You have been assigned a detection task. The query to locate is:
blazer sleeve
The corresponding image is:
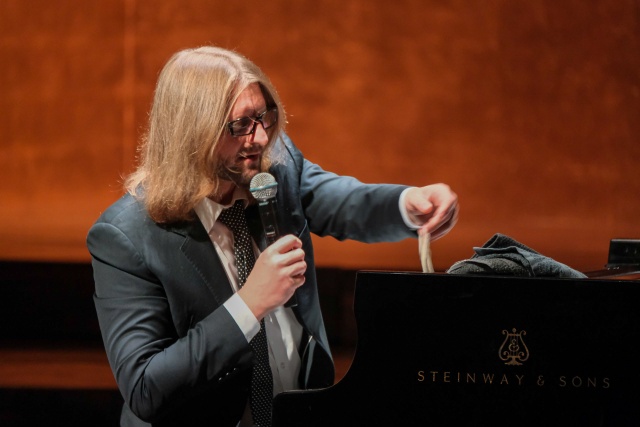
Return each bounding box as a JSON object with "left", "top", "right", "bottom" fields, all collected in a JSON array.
[
  {"left": 88, "top": 219, "right": 253, "bottom": 423},
  {"left": 297, "top": 155, "right": 417, "bottom": 243}
]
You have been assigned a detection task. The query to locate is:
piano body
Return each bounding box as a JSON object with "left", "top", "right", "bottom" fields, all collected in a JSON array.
[{"left": 273, "top": 270, "right": 640, "bottom": 426}]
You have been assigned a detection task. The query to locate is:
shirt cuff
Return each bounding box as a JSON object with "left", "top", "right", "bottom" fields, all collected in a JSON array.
[
  {"left": 398, "top": 187, "right": 421, "bottom": 230},
  {"left": 223, "top": 293, "right": 260, "bottom": 343}
]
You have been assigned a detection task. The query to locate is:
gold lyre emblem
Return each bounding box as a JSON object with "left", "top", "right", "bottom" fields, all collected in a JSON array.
[{"left": 498, "top": 328, "right": 530, "bottom": 366}]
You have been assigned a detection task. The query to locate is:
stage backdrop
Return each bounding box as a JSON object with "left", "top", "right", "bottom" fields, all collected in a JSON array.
[{"left": 1, "top": 0, "right": 639, "bottom": 272}]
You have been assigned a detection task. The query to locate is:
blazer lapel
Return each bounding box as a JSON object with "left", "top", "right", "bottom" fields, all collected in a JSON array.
[{"left": 169, "top": 218, "right": 234, "bottom": 306}]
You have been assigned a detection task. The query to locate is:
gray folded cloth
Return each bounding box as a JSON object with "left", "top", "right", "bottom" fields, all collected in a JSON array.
[{"left": 446, "top": 233, "right": 587, "bottom": 278}]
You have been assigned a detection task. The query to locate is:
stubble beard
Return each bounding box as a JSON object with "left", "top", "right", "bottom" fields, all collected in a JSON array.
[{"left": 216, "top": 157, "right": 262, "bottom": 190}]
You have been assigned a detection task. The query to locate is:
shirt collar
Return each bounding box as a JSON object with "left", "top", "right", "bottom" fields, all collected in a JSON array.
[{"left": 194, "top": 188, "right": 250, "bottom": 233}]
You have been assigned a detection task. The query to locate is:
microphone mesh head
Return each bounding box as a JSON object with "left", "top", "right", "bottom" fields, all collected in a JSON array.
[{"left": 250, "top": 172, "right": 278, "bottom": 201}]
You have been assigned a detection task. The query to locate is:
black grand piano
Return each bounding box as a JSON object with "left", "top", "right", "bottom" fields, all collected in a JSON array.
[{"left": 273, "top": 245, "right": 640, "bottom": 426}]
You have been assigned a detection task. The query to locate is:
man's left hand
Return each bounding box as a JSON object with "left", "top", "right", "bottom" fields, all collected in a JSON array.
[{"left": 404, "top": 183, "right": 459, "bottom": 240}]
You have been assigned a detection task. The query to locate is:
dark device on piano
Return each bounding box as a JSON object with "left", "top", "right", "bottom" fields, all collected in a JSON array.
[{"left": 273, "top": 271, "right": 640, "bottom": 426}]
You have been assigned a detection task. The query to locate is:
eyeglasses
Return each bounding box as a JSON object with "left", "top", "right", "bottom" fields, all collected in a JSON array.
[{"left": 227, "top": 108, "right": 278, "bottom": 137}]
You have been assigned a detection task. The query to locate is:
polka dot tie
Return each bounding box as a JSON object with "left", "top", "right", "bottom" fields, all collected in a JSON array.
[{"left": 218, "top": 200, "right": 273, "bottom": 427}]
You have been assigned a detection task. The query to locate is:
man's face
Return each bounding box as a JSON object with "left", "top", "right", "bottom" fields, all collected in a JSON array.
[{"left": 216, "top": 83, "right": 270, "bottom": 189}]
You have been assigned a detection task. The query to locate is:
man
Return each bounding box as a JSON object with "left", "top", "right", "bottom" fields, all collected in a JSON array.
[{"left": 87, "top": 46, "right": 459, "bottom": 427}]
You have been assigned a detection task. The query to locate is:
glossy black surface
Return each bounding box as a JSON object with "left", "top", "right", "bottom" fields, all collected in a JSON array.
[{"left": 273, "top": 272, "right": 640, "bottom": 426}]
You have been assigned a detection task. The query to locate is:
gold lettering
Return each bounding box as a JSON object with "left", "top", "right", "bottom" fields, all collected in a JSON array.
[
  {"left": 483, "top": 373, "right": 494, "bottom": 384},
  {"left": 417, "top": 369, "right": 612, "bottom": 389}
]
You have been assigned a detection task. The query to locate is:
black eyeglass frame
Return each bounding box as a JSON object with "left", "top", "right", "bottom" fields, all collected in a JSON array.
[{"left": 226, "top": 108, "right": 278, "bottom": 137}]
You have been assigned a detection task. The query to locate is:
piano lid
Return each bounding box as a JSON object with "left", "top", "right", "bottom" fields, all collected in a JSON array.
[{"left": 273, "top": 271, "right": 640, "bottom": 426}]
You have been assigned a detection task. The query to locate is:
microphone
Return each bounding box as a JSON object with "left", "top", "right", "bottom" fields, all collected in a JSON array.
[{"left": 250, "top": 172, "right": 298, "bottom": 308}]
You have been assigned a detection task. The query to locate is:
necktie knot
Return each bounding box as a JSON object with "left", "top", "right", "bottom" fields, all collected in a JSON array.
[{"left": 218, "top": 200, "right": 245, "bottom": 230}]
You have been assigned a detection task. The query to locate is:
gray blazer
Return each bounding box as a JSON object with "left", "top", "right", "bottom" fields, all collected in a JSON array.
[{"left": 87, "top": 134, "right": 415, "bottom": 426}]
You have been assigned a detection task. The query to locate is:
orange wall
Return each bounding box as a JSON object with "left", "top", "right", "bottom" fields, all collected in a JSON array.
[{"left": 1, "top": 0, "right": 639, "bottom": 272}]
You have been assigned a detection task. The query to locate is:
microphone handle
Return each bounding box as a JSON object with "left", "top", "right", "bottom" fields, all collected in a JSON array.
[
  {"left": 257, "top": 198, "right": 280, "bottom": 245},
  {"left": 257, "top": 199, "right": 298, "bottom": 308}
]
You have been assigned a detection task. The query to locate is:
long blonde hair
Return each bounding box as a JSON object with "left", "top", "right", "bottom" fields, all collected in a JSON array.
[{"left": 125, "top": 46, "right": 286, "bottom": 223}]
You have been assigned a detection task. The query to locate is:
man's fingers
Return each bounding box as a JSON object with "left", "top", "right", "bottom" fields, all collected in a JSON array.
[{"left": 270, "top": 234, "right": 302, "bottom": 253}]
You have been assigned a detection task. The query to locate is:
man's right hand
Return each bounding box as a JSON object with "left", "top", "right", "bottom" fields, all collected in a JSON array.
[{"left": 238, "top": 234, "right": 306, "bottom": 320}]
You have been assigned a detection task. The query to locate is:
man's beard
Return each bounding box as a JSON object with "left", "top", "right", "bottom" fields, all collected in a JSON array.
[{"left": 215, "top": 157, "right": 262, "bottom": 189}]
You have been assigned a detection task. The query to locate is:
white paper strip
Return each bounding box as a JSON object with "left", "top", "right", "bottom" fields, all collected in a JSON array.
[{"left": 419, "top": 229, "right": 434, "bottom": 273}]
